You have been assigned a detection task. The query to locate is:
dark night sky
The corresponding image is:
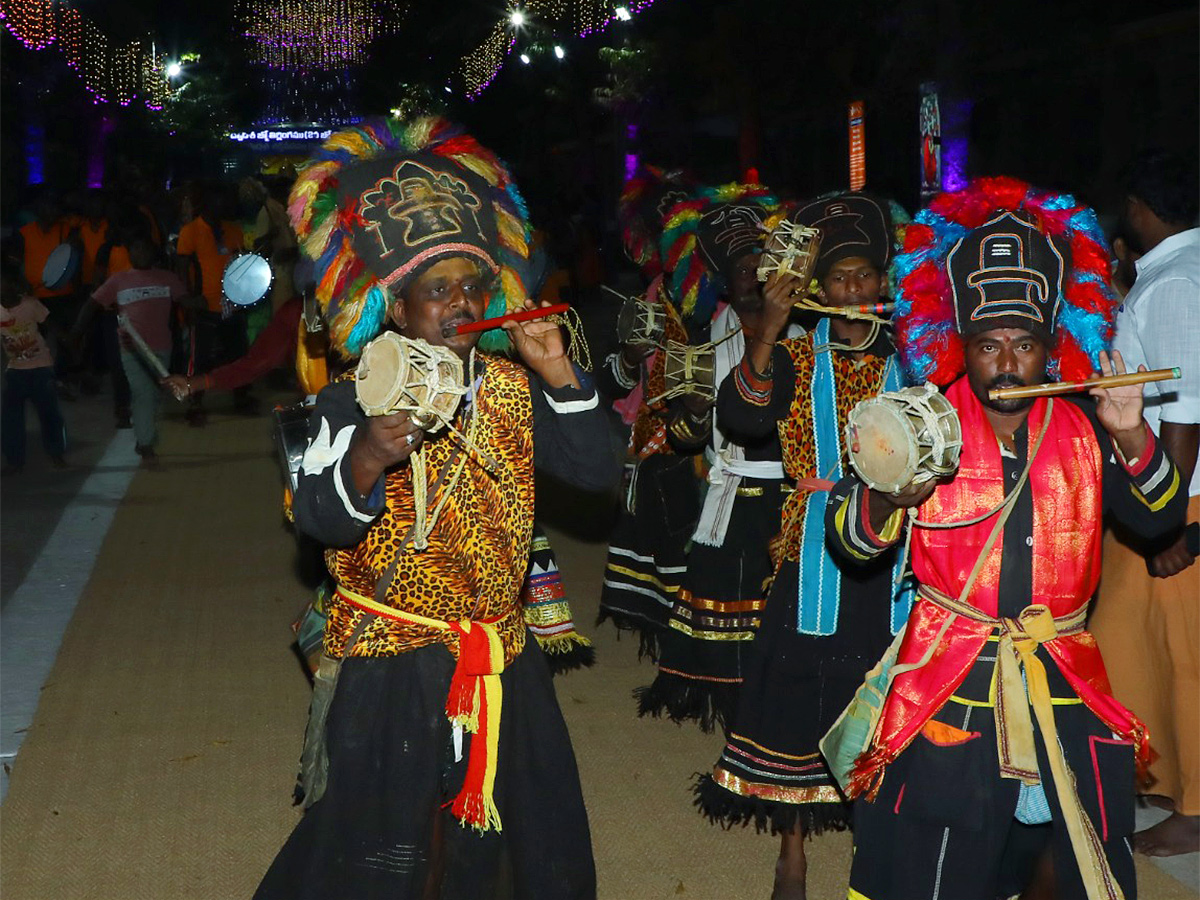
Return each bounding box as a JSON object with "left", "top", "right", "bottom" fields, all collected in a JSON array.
[{"left": 2, "top": 0, "right": 1196, "bottom": 219}]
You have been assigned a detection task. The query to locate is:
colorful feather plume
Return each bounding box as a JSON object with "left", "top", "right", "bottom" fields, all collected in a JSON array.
[
  {"left": 658, "top": 182, "right": 779, "bottom": 323},
  {"left": 288, "top": 116, "right": 532, "bottom": 357},
  {"left": 892, "top": 177, "right": 1117, "bottom": 385}
]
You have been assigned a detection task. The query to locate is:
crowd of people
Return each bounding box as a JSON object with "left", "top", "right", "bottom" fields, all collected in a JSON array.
[
  {"left": 0, "top": 174, "right": 297, "bottom": 470},
  {"left": 0, "top": 117, "right": 1196, "bottom": 900}
]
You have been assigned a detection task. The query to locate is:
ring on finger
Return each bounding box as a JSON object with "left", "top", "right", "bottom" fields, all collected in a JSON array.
[{"left": 405, "top": 433, "right": 415, "bottom": 446}]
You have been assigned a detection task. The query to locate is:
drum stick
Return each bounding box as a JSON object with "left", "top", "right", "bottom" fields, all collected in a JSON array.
[
  {"left": 987, "top": 367, "right": 1181, "bottom": 401},
  {"left": 116, "top": 314, "right": 172, "bottom": 383},
  {"left": 454, "top": 303, "right": 570, "bottom": 334}
]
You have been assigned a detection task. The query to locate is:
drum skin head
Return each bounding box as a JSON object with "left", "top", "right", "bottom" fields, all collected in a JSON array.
[
  {"left": 354, "top": 332, "right": 466, "bottom": 430},
  {"left": 846, "top": 400, "right": 919, "bottom": 493},
  {"left": 42, "top": 243, "right": 80, "bottom": 290},
  {"left": 222, "top": 253, "right": 273, "bottom": 306},
  {"left": 356, "top": 333, "right": 407, "bottom": 416}
]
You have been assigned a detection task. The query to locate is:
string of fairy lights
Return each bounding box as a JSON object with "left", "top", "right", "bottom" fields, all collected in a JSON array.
[
  {"left": 3, "top": 0, "right": 662, "bottom": 114},
  {"left": 239, "top": 0, "right": 385, "bottom": 72},
  {"left": 0, "top": 0, "right": 172, "bottom": 109},
  {"left": 459, "top": 0, "right": 661, "bottom": 100}
]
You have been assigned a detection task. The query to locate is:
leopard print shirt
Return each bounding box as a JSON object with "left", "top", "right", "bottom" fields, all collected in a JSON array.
[
  {"left": 771, "top": 334, "right": 892, "bottom": 568},
  {"left": 324, "top": 355, "right": 535, "bottom": 664}
]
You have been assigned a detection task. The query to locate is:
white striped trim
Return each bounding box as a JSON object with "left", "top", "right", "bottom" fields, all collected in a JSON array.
[{"left": 542, "top": 389, "right": 599, "bottom": 413}]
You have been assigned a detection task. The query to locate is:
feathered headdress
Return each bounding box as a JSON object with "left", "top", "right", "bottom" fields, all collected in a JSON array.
[
  {"left": 288, "top": 116, "right": 532, "bottom": 357},
  {"left": 659, "top": 182, "right": 779, "bottom": 322},
  {"left": 892, "top": 177, "right": 1117, "bottom": 385},
  {"left": 617, "top": 164, "right": 694, "bottom": 280}
]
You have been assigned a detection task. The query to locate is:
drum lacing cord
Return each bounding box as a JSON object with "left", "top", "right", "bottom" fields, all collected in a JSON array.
[
  {"left": 395, "top": 348, "right": 499, "bottom": 476},
  {"left": 814, "top": 319, "right": 882, "bottom": 354},
  {"left": 409, "top": 351, "right": 487, "bottom": 551},
  {"left": 546, "top": 306, "right": 593, "bottom": 373},
  {"left": 645, "top": 328, "right": 741, "bottom": 405}
]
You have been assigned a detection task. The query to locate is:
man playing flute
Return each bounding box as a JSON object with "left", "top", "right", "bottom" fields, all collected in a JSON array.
[
  {"left": 254, "top": 116, "right": 618, "bottom": 900},
  {"left": 826, "top": 179, "right": 1187, "bottom": 900}
]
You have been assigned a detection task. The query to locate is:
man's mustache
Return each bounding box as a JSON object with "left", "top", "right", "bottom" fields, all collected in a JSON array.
[
  {"left": 440, "top": 314, "right": 476, "bottom": 336},
  {"left": 987, "top": 375, "right": 1026, "bottom": 391}
]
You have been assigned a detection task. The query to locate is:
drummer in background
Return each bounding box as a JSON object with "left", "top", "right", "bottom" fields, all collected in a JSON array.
[
  {"left": 696, "top": 193, "right": 910, "bottom": 900},
  {"left": 825, "top": 182, "right": 1186, "bottom": 899},
  {"left": 635, "top": 183, "right": 802, "bottom": 735},
  {"left": 175, "top": 183, "right": 251, "bottom": 426},
  {"left": 12, "top": 193, "right": 81, "bottom": 395},
  {"left": 595, "top": 164, "right": 703, "bottom": 658},
  {"left": 239, "top": 176, "right": 298, "bottom": 316},
  {"left": 83, "top": 238, "right": 187, "bottom": 467},
  {"left": 254, "top": 116, "right": 618, "bottom": 900}
]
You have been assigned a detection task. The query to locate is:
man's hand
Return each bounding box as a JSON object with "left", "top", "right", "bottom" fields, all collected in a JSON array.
[
  {"left": 1090, "top": 349, "right": 1149, "bottom": 461},
  {"left": 1151, "top": 533, "right": 1196, "bottom": 578},
  {"left": 866, "top": 478, "right": 937, "bottom": 534},
  {"left": 504, "top": 300, "right": 579, "bottom": 389},
  {"left": 162, "top": 374, "right": 192, "bottom": 401},
  {"left": 761, "top": 269, "right": 803, "bottom": 340},
  {"left": 349, "top": 411, "right": 424, "bottom": 497},
  {"left": 620, "top": 341, "right": 654, "bottom": 369},
  {"left": 681, "top": 391, "right": 713, "bottom": 418}
]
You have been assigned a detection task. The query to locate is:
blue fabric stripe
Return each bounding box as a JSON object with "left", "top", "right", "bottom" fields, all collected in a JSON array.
[{"left": 796, "top": 319, "right": 914, "bottom": 636}]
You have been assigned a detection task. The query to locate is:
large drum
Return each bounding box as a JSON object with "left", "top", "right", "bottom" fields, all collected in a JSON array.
[
  {"left": 757, "top": 219, "right": 822, "bottom": 284},
  {"left": 222, "top": 252, "right": 273, "bottom": 307},
  {"left": 354, "top": 332, "right": 468, "bottom": 432},
  {"left": 845, "top": 383, "right": 962, "bottom": 493},
  {"left": 616, "top": 295, "right": 666, "bottom": 349},
  {"left": 273, "top": 401, "right": 314, "bottom": 492},
  {"left": 42, "top": 242, "right": 80, "bottom": 290},
  {"left": 661, "top": 340, "right": 716, "bottom": 403}
]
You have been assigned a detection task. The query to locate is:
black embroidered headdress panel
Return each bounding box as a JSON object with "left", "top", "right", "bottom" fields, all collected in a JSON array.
[
  {"left": 695, "top": 203, "right": 770, "bottom": 282},
  {"left": 791, "top": 193, "right": 893, "bottom": 282},
  {"left": 947, "top": 211, "right": 1068, "bottom": 342},
  {"left": 337, "top": 153, "right": 501, "bottom": 291}
]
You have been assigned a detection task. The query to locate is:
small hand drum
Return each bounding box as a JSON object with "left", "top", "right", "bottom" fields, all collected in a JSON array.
[
  {"left": 42, "top": 243, "right": 80, "bottom": 290},
  {"left": 222, "top": 253, "right": 273, "bottom": 307},
  {"left": 355, "top": 332, "right": 468, "bottom": 432},
  {"left": 845, "top": 383, "right": 962, "bottom": 493},
  {"left": 661, "top": 340, "right": 716, "bottom": 402},
  {"left": 616, "top": 295, "right": 665, "bottom": 349},
  {"left": 757, "top": 220, "right": 822, "bottom": 284}
]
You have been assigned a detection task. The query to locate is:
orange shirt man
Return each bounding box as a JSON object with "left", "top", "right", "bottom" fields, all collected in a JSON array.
[{"left": 176, "top": 217, "right": 245, "bottom": 313}]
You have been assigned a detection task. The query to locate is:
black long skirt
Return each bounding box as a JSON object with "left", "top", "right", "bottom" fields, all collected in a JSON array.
[
  {"left": 695, "top": 553, "right": 896, "bottom": 835},
  {"left": 255, "top": 637, "right": 596, "bottom": 900},
  {"left": 597, "top": 454, "right": 701, "bottom": 660},
  {"left": 635, "top": 477, "right": 785, "bottom": 733}
]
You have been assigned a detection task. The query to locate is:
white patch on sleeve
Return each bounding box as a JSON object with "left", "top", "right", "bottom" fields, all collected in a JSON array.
[
  {"left": 300, "top": 417, "right": 356, "bottom": 477},
  {"left": 542, "top": 390, "right": 599, "bottom": 414},
  {"left": 301, "top": 417, "right": 376, "bottom": 522}
]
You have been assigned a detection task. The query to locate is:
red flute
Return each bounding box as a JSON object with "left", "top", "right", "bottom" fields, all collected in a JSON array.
[
  {"left": 454, "top": 302, "right": 570, "bottom": 334},
  {"left": 853, "top": 302, "right": 894, "bottom": 315}
]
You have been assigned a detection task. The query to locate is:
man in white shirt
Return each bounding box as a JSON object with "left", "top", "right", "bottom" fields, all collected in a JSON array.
[{"left": 1091, "top": 148, "right": 1199, "bottom": 857}]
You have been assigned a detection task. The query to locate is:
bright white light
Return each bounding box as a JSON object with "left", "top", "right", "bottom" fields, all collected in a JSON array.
[
  {"left": 166, "top": 61, "right": 183, "bottom": 78},
  {"left": 615, "top": 6, "right": 631, "bottom": 20},
  {"left": 509, "top": 9, "right": 526, "bottom": 26},
  {"left": 519, "top": 53, "right": 531, "bottom": 64},
  {"left": 444, "top": 85, "right": 452, "bottom": 93},
  {"left": 553, "top": 45, "right": 565, "bottom": 59}
]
